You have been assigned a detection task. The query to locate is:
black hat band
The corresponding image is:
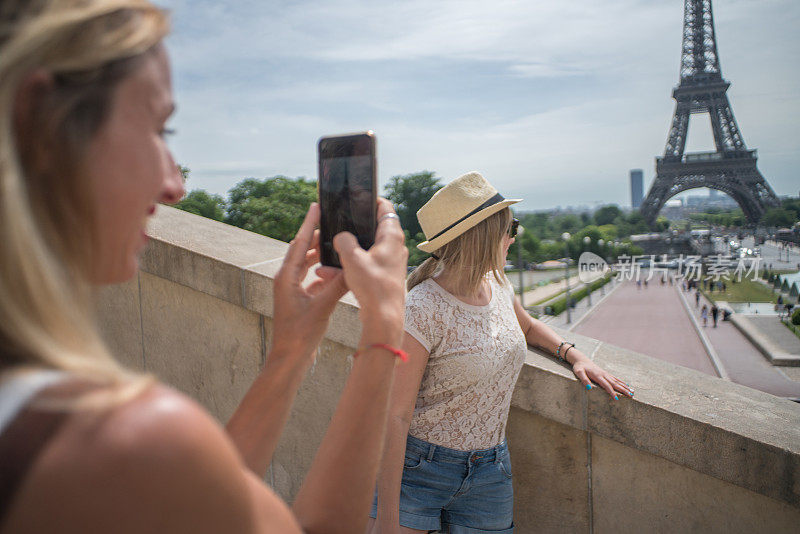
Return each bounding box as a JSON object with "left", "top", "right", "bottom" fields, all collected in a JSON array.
[{"left": 428, "top": 193, "right": 505, "bottom": 241}]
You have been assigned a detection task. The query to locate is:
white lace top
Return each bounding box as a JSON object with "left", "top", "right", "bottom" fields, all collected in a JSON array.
[{"left": 404, "top": 276, "right": 527, "bottom": 450}]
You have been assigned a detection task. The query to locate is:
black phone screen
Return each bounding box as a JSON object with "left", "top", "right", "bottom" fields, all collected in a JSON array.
[{"left": 318, "top": 133, "right": 376, "bottom": 268}]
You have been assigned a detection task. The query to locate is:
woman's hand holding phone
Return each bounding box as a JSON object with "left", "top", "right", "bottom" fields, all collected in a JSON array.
[
  {"left": 270, "top": 202, "right": 349, "bottom": 362},
  {"left": 270, "top": 198, "right": 406, "bottom": 362},
  {"left": 320, "top": 198, "right": 408, "bottom": 346}
]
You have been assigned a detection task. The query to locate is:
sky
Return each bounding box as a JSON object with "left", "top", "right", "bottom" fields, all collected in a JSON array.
[{"left": 159, "top": 0, "right": 800, "bottom": 212}]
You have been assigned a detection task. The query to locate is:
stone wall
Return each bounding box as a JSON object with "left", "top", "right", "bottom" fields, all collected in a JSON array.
[{"left": 95, "top": 206, "right": 800, "bottom": 533}]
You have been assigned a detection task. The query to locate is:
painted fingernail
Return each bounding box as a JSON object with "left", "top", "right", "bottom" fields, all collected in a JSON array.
[
  {"left": 614, "top": 395, "right": 619, "bottom": 400},
  {"left": 586, "top": 384, "right": 592, "bottom": 390}
]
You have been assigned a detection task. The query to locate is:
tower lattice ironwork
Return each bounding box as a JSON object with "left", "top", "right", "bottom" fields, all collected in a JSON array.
[{"left": 640, "top": 0, "right": 779, "bottom": 225}]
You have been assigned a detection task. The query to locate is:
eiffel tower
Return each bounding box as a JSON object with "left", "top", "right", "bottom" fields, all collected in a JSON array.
[{"left": 640, "top": 0, "right": 780, "bottom": 225}]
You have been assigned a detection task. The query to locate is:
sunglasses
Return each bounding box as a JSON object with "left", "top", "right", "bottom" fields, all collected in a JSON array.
[{"left": 508, "top": 218, "right": 519, "bottom": 238}]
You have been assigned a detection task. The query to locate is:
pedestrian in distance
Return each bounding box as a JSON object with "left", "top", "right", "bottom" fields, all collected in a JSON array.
[
  {"left": 0, "top": 2, "right": 409, "bottom": 532},
  {"left": 701, "top": 304, "right": 709, "bottom": 327},
  {"left": 695, "top": 290, "right": 701, "bottom": 308},
  {"left": 367, "top": 172, "right": 634, "bottom": 534},
  {"left": 711, "top": 304, "right": 719, "bottom": 327}
]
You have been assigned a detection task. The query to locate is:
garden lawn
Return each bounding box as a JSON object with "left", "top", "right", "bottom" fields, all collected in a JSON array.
[{"left": 706, "top": 277, "right": 777, "bottom": 303}]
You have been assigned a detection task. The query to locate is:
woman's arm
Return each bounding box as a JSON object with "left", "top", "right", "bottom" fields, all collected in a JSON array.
[
  {"left": 512, "top": 297, "right": 633, "bottom": 399},
  {"left": 292, "top": 199, "right": 409, "bottom": 532},
  {"left": 372, "top": 335, "right": 430, "bottom": 533},
  {"left": 226, "top": 203, "right": 350, "bottom": 475}
]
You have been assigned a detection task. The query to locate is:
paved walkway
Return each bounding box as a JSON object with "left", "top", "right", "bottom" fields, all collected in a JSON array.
[
  {"left": 540, "top": 278, "right": 622, "bottom": 330},
  {"left": 745, "top": 316, "right": 800, "bottom": 355},
  {"left": 689, "top": 290, "right": 800, "bottom": 399},
  {"left": 574, "top": 280, "right": 717, "bottom": 376},
  {"left": 570, "top": 278, "right": 800, "bottom": 399},
  {"left": 521, "top": 272, "right": 604, "bottom": 307}
]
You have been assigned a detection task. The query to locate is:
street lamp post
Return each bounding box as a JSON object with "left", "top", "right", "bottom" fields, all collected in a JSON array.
[
  {"left": 517, "top": 225, "right": 525, "bottom": 308},
  {"left": 562, "top": 232, "right": 571, "bottom": 324},
  {"left": 598, "top": 239, "right": 605, "bottom": 295},
  {"left": 583, "top": 236, "right": 592, "bottom": 306}
]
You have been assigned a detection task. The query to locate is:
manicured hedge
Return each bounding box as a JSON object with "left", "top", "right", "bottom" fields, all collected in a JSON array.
[{"left": 545, "top": 275, "right": 612, "bottom": 316}]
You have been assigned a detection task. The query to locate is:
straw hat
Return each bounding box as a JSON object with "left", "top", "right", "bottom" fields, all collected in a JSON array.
[{"left": 416, "top": 172, "right": 521, "bottom": 253}]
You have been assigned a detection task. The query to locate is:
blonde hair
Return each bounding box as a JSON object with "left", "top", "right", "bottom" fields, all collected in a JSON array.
[
  {"left": 0, "top": 0, "right": 168, "bottom": 383},
  {"left": 408, "top": 208, "right": 513, "bottom": 297}
]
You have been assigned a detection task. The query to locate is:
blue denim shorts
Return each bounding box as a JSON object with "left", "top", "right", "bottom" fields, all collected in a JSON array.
[{"left": 370, "top": 434, "right": 514, "bottom": 533}]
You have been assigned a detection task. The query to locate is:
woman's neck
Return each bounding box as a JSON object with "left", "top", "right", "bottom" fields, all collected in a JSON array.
[{"left": 434, "top": 268, "right": 491, "bottom": 306}]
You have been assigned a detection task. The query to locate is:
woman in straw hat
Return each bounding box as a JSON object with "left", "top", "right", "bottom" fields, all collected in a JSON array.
[
  {"left": 368, "top": 172, "right": 633, "bottom": 533},
  {"left": 0, "top": 1, "right": 407, "bottom": 532}
]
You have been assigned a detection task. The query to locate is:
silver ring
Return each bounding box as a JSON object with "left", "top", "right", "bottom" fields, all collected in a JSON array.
[{"left": 379, "top": 213, "right": 400, "bottom": 224}]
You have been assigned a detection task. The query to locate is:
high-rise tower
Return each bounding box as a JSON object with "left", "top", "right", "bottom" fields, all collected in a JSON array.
[{"left": 630, "top": 169, "right": 644, "bottom": 209}]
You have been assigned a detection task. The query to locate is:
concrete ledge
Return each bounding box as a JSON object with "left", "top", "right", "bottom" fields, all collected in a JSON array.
[
  {"left": 730, "top": 314, "right": 800, "bottom": 367},
  {"left": 112, "top": 207, "right": 800, "bottom": 513},
  {"left": 519, "top": 332, "right": 800, "bottom": 508},
  {"left": 142, "top": 205, "right": 363, "bottom": 348}
]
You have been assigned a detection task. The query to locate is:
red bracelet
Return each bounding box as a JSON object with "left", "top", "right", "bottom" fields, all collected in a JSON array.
[{"left": 353, "top": 343, "right": 409, "bottom": 363}]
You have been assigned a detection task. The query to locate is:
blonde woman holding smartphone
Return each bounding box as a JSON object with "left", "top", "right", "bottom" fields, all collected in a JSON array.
[
  {"left": 368, "top": 172, "right": 633, "bottom": 533},
  {"left": 0, "top": 1, "right": 407, "bottom": 532}
]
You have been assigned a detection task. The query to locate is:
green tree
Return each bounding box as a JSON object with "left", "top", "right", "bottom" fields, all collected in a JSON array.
[
  {"left": 384, "top": 171, "right": 443, "bottom": 238},
  {"left": 518, "top": 212, "right": 551, "bottom": 240},
  {"left": 508, "top": 230, "right": 541, "bottom": 266},
  {"left": 624, "top": 211, "right": 649, "bottom": 234},
  {"left": 534, "top": 241, "right": 565, "bottom": 263},
  {"left": 780, "top": 197, "right": 800, "bottom": 220},
  {"left": 763, "top": 207, "right": 797, "bottom": 228},
  {"left": 175, "top": 190, "right": 225, "bottom": 221},
  {"left": 553, "top": 214, "right": 582, "bottom": 236},
  {"left": 594, "top": 205, "right": 623, "bottom": 226},
  {"left": 654, "top": 216, "right": 671, "bottom": 232},
  {"left": 225, "top": 176, "right": 317, "bottom": 242}
]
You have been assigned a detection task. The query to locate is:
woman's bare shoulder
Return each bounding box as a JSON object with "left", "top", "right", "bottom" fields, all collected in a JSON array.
[{"left": 4, "top": 383, "right": 300, "bottom": 534}]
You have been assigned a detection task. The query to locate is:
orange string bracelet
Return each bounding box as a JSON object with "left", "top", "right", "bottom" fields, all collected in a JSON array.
[{"left": 353, "top": 343, "right": 409, "bottom": 363}]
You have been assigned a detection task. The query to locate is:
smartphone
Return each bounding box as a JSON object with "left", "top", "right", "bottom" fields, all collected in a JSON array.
[{"left": 317, "top": 131, "right": 377, "bottom": 268}]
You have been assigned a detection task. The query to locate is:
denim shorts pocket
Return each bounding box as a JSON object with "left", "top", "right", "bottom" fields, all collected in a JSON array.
[
  {"left": 403, "top": 451, "right": 424, "bottom": 470},
  {"left": 499, "top": 455, "right": 513, "bottom": 478}
]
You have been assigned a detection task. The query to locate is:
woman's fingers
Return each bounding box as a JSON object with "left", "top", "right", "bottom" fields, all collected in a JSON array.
[
  {"left": 283, "top": 203, "right": 321, "bottom": 281},
  {"left": 307, "top": 271, "right": 348, "bottom": 304},
  {"left": 303, "top": 229, "right": 321, "bottom": 268},
  {"left": 315, "top": 265, "right": 342, "bottom": 282},
  {"left": 594, "top": 375, "right": 617, "bottom": 399},
  {"left": 373, "top": 197, "right": 404, "bottom": 247},
  {"left": 574, "top": 367, "right": 592, "bottom": 389},
  {"left": 611, "top": 376, "right": 634, "bottom": 397},
  {"left": 332, "top": 231, "right": 362, "bottom": 269},
  {"left": 305, "top": 249, "right": 320, "bottom": 269}
]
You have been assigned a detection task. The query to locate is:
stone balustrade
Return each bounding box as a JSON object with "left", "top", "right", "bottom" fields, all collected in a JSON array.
[{"left": 95, "top": 206, "right": 800, "bottom": 533}]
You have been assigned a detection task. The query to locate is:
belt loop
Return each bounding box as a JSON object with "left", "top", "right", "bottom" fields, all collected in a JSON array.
[{"left": 427, "top": 443, "right": 435, "bottom": 462}]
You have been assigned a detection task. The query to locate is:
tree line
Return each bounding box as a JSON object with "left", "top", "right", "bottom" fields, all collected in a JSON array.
[
  {"left": 689, "top": 199, "right": 800, "bottom": 229},
  {"left": 174, "top": 168, "right": 661, "bottom": 266}
]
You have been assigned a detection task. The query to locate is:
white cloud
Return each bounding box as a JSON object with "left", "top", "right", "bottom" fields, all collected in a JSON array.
[{"left": 159, "top": 0, "right": 800, "bottom": 209}]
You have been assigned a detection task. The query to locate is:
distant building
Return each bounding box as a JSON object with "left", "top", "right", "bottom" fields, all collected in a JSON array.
[
  {"left": 662, "top": 198, "right": 684, "bottom": 220},
  {"left": 630, "top": 169, "right": 644, "bottom": 208}
]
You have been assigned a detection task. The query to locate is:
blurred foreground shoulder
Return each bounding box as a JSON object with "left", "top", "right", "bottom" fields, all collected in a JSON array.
[{"left": 3, "top": 384, "right": 301, "bottom": 534}]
